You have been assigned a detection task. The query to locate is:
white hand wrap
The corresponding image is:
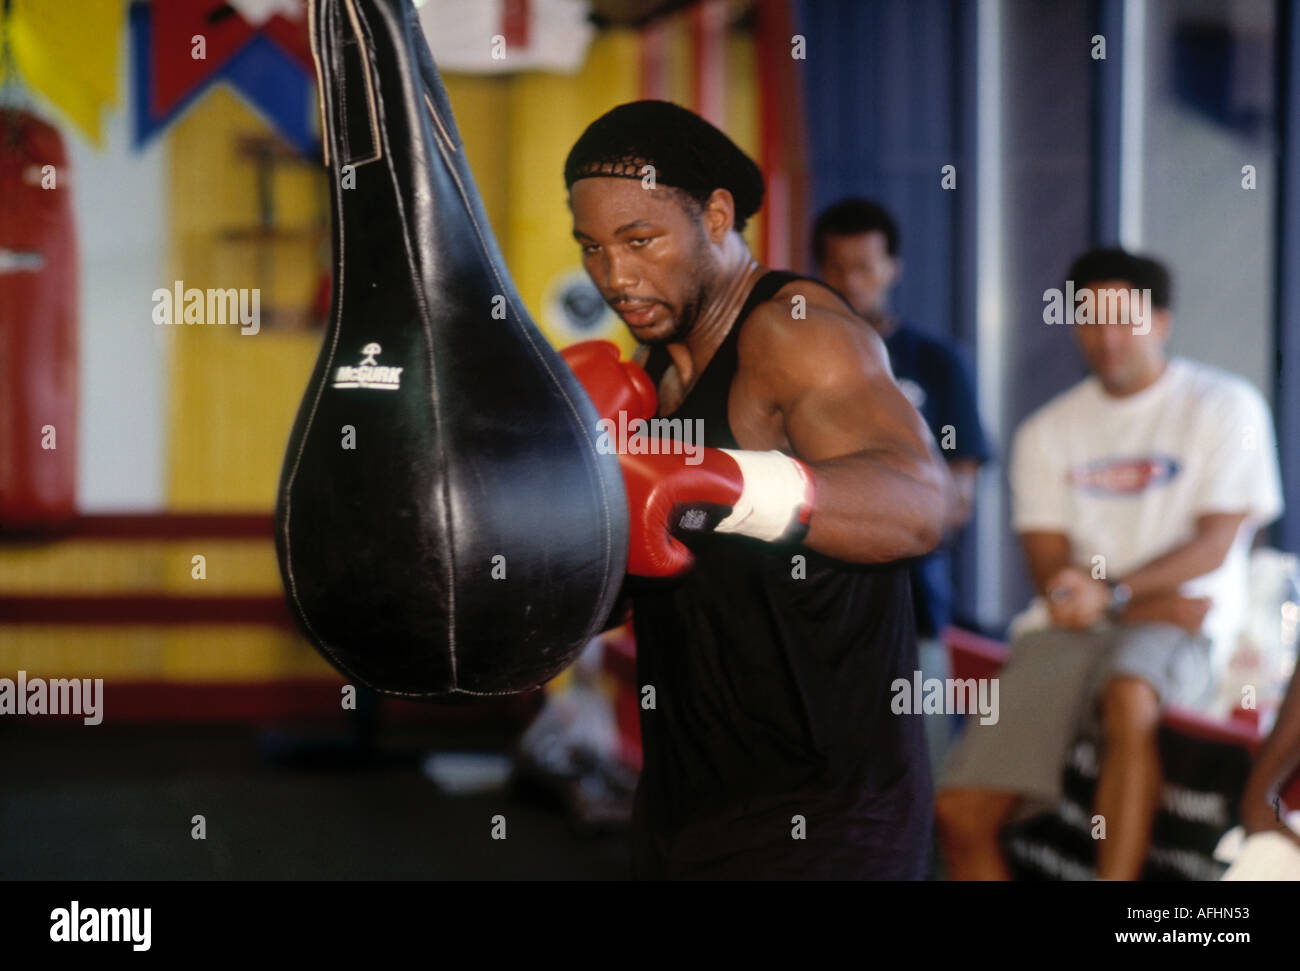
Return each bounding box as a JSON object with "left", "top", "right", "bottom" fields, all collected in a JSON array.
[{"left": 713, "top": 449, "right": 816, "bottom": 542}]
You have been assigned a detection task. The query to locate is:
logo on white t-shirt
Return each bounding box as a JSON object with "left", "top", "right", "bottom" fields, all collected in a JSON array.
[{"left": 1065, "top": 454, "right": 1181, "bottom": 496}]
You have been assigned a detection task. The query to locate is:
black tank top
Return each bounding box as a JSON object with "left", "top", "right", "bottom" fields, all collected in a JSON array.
[{"left": 628, "top": 269, "right": 932, "bottom": 879}]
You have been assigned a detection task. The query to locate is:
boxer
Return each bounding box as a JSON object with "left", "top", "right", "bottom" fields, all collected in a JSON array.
[{"left": 562, "top": 100, "right": 951, "bottom": 878}]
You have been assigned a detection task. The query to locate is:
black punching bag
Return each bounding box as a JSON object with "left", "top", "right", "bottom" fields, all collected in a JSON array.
[{"left": 276, "top": 0, "right": 628, "bottom": 698}]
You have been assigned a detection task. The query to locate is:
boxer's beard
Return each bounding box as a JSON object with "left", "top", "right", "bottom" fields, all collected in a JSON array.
[
  {"left": 639, "top": 229, "right": 714, "bottom": 346},
  {"left": 651, "top": 285, "right": 707, "bottom": 345}
]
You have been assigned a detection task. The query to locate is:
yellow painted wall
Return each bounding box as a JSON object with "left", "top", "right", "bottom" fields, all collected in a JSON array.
[
  {"left": 0, "top": 18, "right": 762, "bottom": 686},
  {"left": 2, "top": 625, "right": 324, "bottom": 681},
  {"left": 0, "top": 533, "right": 329, "bottom": 680},
  {"left": 165, "top": 87, "right": 324, "bottom": 510},
  {"left": 442, "top": 75, "right": 511, "bottom": 239},
  {"left": 726, "top": 31, "right": 761, "bottom": 255},
  {"left": 502, "top": 30, "right": 641, "bottom": 353},
  {"left": 0, "top": 540, "right": 279, "bottom": 593},
  {"left": 661, "top": 11, "right": 695, "bottom": 106},
  {"left": 0, "top": 86, "right": 335, "bottom": 682}
]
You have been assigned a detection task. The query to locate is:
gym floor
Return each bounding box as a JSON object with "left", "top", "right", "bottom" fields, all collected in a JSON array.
[{"left": 1, "top": 721, "right": 632, "bottom": 880}]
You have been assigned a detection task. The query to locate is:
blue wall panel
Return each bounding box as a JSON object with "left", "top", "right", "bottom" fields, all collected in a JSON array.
[{"left": 794, "top": 0, "right": 961, "bottom": 342}]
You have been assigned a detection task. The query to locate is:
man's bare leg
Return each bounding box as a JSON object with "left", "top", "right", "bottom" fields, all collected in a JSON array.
[
  {"left": 935, "top": 789, "right": 1021, "bottom": 880},
  {"left": 1094, "top": 675, "right": 1162, "bottom": 880}
]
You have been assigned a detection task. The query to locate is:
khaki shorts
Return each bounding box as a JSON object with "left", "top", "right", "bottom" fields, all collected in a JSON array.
[{"left": 936, "top": 622, "right": 1214, "bottom": 808}]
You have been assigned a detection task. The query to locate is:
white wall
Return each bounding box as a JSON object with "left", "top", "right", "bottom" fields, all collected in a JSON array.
[
  {"left": 1139, "top": 0, "right": 1276, "bottom": 402},
  {"left": 65, "top": 23, "right": 169, "bottom": 511}
]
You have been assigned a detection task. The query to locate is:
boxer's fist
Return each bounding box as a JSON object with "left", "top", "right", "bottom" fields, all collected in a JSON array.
[
  {"left": 620, "top": 446, "right": 815, "bottom": 577},
  {"left": 620, "top": 449, "right": 742, "bottom": 576},
  {"left": 561, "top": 340, "right": 657, "bottom": 422}
]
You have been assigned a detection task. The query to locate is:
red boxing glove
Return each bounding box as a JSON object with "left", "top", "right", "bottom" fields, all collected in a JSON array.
[
  {"left": 620, "top": 446, "right": 816, "bottom": 577},
  {"left": 560, "top": 340, "right": 657, "bottom": 422},
  {"left": 561, "top": 342, "right": 815, "bottom": 578}
]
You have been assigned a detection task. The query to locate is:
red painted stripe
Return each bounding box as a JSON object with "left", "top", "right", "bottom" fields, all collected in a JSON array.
[
  {"left": 639, "top": 19, "right": 668, "bottom": 101},
  {"left": 0, "top": 595, "right": 296, "bottom": 626},
  {"left": 943, "top": 624, "right": 1276, "bottom": 755},
  {"left": 755, "top": 0, "right": 787, "bottom": 266},
  {"left": 764, "top": 172, "right": 789, "bottom": 265},
  {"left": 0, "top": 678, "right": 543, "bottom": 724},
  {"left": 941, "top": 624, "right": 1012, "bottom": 661},
  {"left": 691, "top": 0, "right": 726, "bottom": 126},
  {"left": 502, "top": 0, "right": 530, "bottom": 49},
  {"left": 1162, "top": 706, "right": 1264, "bottom": 749},
  {"left": 0, "top": 513, "right": 275, "bottom": 541},
  {"left": 753, "top": 0, "right": 811, "bottom": 271}
]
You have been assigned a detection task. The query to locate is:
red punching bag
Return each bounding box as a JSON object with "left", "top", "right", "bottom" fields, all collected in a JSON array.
[{"left": 0, "top": 108, "right": 78, "bottom": 529}]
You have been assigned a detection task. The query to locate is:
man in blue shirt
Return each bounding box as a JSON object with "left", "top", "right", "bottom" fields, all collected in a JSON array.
[{"left": 813, "top": 198, "right": 993, "bottom": 761}]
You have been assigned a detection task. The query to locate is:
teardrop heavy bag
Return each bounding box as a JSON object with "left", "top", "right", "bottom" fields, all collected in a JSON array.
[{"left": 276, "top": 0, "right": 629, "bottom": 698}]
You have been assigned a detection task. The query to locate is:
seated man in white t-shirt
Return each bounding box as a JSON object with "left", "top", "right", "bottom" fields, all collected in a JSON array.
[{"left": 935, "top": 247, "right": 1284, "bottom": 881}]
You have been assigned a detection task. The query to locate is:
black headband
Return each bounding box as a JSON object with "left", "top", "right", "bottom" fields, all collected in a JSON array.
[{"left": 564, "top": 100, "right": 765, "bottom": 228}]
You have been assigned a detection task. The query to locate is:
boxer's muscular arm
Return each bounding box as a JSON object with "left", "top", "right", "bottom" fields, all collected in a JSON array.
[
  {"left": 1241, "top": 665, "right": 1300, "bottom": 840},
  {"left": 945, "top": 459, "right": 981, "bottom": 534},
  {"left": 739, "top": 302, "right": 948, "bottom": 563}
]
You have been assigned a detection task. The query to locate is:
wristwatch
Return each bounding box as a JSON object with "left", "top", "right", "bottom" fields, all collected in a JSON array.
[{"left": 1105, "top": 580, "right": 1133, "bottom": 618}]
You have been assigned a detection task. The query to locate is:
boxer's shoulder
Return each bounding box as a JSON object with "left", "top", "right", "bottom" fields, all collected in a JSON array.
[
  {"left": 770, "top": 276, "right": 854, "bottom": 317},
  {"left": 736, "top": 279, "right": 889, "bottom": 387}
]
